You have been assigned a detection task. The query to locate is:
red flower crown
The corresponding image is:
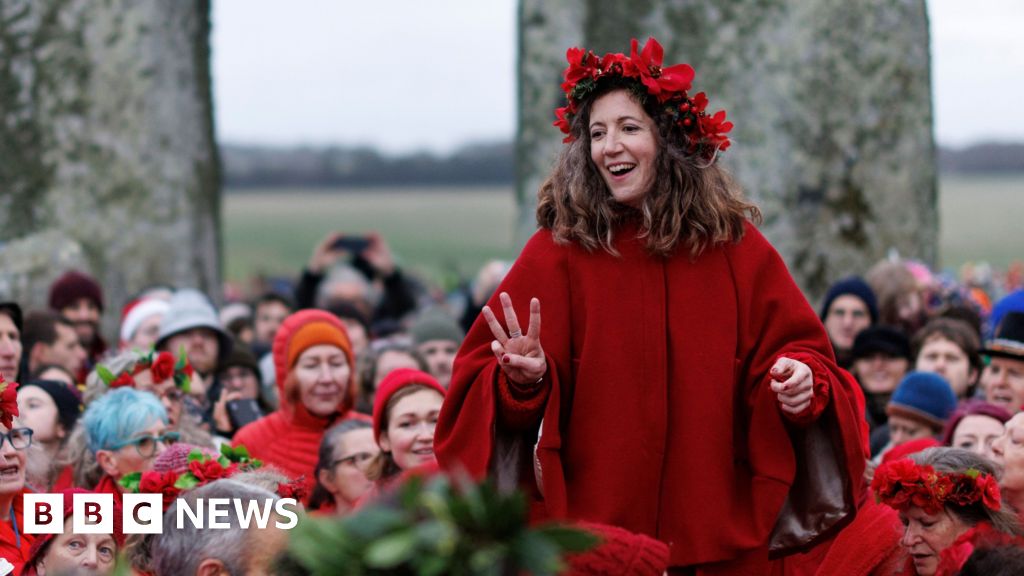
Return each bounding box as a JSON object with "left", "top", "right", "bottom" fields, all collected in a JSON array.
[
  {"left": 871, "top": 458, "right": 1002, "bottom": 515},
  {"left": 97, "top": 348, "right": 194, "bottom": 393},
  {"left": 119, "top": 444, "right": 265, "bottom": 505},
  {"left": 553, "top": 37, "right": 733, "bottom": 161},
  {"left": 0, "top": 375, "right": 19, "bottom": 429}
]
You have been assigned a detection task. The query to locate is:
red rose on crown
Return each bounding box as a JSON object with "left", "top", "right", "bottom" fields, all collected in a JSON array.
[
  {"left": 0, "top": 376, "right": 18, "bottom": 429},
  {"left": 277, "top": 478, "right": 309, "bottom": 501},
  {"left": 188, "top": 459, "right": 238, "bottom": 483},
  {"left": 140, "top": 471, "right": 181, "bottom": 506},
  {"left": 980, "top": 474, "right": 1002, "bottom": 511},
  {"left": 110, "top": 372, "right": 135, "bottom": 389},
  {"left": 150, "top": 352, "right": 176, "bottom": 383}
]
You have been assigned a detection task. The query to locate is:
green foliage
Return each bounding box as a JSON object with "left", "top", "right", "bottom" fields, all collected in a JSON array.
[{"left": 285, "top": 474, "right": 597, "bottom": 576}]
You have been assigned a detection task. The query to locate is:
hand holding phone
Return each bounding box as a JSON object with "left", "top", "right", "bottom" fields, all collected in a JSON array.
[
  {"left": 330, "top": 235, "right": 371, "bottom": 254},
  {"left": 226, "top": 398, "right": 265, "bottom": 430}
]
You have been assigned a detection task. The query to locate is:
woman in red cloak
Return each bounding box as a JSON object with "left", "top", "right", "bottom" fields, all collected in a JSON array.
[{"left": 435, "top": 37, "right": 869, "bottom": 574}]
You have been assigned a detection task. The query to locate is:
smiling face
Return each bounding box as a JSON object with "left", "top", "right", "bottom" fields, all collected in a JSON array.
[
  {"left": 899, "top": 506, "right": 970, "bottom": 576},
  {"left": 293, "top": 344, "right": 350, "bottom": 417},
  {"left": 379, "top": 389, "right": 444, "bottom": 471},
  {"left": 852, "top": 353, "right": 909, "bottom": 394},
  {"left": 588, "top": 89, "right": 659, "bottom": 208}
]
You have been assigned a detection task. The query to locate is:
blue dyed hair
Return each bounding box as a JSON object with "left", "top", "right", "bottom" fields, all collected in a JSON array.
[{"left": 82, "top": 387, "right": 168, "bottom": 454}]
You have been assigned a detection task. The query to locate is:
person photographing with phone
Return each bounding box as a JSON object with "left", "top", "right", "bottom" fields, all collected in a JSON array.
[
  {"left": 211, "top": 345, "right": 272, "bottom": 438},
  {"left": 293, "top": 231, "right": 418, "bottom": 332}
]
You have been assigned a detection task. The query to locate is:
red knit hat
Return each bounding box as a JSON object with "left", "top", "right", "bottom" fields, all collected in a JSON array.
[
  {"left": 272, "top": 309, "right": 354, "bottom": 411},
  {"left": 23, "top": 489, "right": 126, "bottom": 573},
  {"left": 48, "top": 270, "right": 104, "bottom": 312},
  {"left": 372, "top": 368, "right": 446, "bottom": 443},
  {"left": 565, "top": 522, "right": 670, "bottom": 575},
  {"left": 881, "top": 437, "right": 941, "bottom": 465}
]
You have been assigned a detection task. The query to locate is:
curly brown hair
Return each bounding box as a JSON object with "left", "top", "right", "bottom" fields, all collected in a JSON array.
[{"left": 536, "top": 85, "right": 760, "bottom": 257}]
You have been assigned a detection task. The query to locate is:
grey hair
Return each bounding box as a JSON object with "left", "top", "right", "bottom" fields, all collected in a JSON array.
[
  {"left": 150, "top": 479, "right": 280, "bottom": 576},
  {"left": 911, "top": 447, "right": 1023, "bottom": 536},
  {"left": 82, "top": 349, "right": 148, "bottom": 405},
  {"left": 231, "top": 465, "right": 293, "bottom": 495},
  {"left": 315, "top": 263, "right": 381, "bottom": 309}
]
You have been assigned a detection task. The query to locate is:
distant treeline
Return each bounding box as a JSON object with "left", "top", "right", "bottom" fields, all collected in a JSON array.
[
  {"left": 221, "top": 141, "right": 1023, "bottom": 189},
  {"left": 221, "top": 141, "right": 514, "bottom": 189}
]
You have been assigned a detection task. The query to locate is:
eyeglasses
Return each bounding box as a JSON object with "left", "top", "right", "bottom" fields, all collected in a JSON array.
[
  {"left": 0, "top": 428, "right": 33, "bottom": 451},
  {"left": 331, "top": 451, "right": 376, "bottom": 471},
  {"left": 161, "top": 389, "right": 184, "bottom": 403},
  {"left": 110, "top": 431, "right": 180, "bottom": 458}
]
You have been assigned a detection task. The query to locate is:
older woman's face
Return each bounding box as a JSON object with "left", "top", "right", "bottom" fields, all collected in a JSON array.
[
  {"left": 0, "top": 424, "right": 27, "bottom": 495},
  {"left": 951, "top": 414, "right": 1005, "bottom": 460},
  {"left": 992, "top": 413, "right": 1024, "bottom": 495},
  {"left": 321, "top": 428, "right": 378, "bottom": 508},
  {"left": 899, "top": 506, "right": 970, "bottom": 576},
  {"left": 294, "top": 344, "right": 350, "bottom": 417},
  {"left": 589, "top": 89, "right": 658, "bottom": 208},
  {"left": 38, "top": 518, "right": 117, "bottom": 575},
  {"left": 100, "top": 419, "right": 169, "bottom": 481}
]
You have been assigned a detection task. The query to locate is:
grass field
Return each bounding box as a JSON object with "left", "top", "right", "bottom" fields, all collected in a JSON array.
[{"left": 224, "top": 174, "right": 1023, "bottom": 291}]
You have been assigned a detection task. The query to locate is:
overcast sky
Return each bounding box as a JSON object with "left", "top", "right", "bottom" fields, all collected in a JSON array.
[{"left": 211, "top": 0, "right": 1024, "bottom": 154}]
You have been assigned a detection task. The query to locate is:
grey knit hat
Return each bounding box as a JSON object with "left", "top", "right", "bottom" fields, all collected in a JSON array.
[{"left": 155, "top": 289, "right": 233, "bottom": 362}]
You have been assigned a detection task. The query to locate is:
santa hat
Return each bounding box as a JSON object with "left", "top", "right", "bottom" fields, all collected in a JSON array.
[{"left": 120, "top": 297, "right": 170, "bottom": 345}]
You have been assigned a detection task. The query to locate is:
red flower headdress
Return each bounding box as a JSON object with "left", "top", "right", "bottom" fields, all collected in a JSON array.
[
  {"left": 871, "top": 458, "right": 1002, "bottom": 515},
  {"left": 97, "top": 347, "right": 194, "bottom": 393},
  {"left": 553, "top": 37, "right": 733, "bottom": 161},
  {"left": 0, "top": 375, "right": 19, "bottom": 429},
  {"left": 119, "top": 444, "right": 263, "bottom": 503}
]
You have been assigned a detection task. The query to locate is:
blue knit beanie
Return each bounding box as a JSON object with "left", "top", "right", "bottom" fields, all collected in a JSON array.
[
  {"left": 886, "top": 371, "right": 957, "bottom": 429},
  {"left": 819, "top": 276, "right": 879, "bottom": 323},
  {"left": 988, "top": 289, "right": 1024, "bottom": 340}
]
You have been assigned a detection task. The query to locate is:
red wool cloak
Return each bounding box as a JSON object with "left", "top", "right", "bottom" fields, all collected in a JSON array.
[{"left": 436, "top": 221, "right": 868, "bottom": 570}]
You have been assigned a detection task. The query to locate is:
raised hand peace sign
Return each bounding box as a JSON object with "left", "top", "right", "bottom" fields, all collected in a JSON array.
[{"left": 481, "top": 292, "right": 547, "bottom": 386}]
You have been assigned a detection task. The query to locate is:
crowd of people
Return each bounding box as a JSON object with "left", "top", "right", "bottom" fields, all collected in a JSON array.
[{"left": 1, "top": 36, "right": 1023, "bottom": 576}]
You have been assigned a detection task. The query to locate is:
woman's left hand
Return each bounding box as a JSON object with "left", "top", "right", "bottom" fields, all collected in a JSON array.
[{"left": 770, "top": 357, "right": 814, "bottom": 414}]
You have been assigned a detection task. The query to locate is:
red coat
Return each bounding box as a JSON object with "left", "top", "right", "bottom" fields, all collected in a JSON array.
[
  {"left": 233, "top": 404, "right": 368, "bottom": 497},
  {"left": 436, "top": 221, "right": 868, "bottom": 571},
  {"left": 0, "top": 490, "right": 35, "bottom": 575}
]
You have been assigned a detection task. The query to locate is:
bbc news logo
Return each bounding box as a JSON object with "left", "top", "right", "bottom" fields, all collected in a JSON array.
[{"left": 23, "top": 494, "right": 300, "bottom": 534}]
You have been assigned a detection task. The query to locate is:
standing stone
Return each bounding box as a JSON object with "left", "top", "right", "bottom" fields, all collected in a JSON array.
[
  {"left": 516, "top": 0, "right": 936, "bottom": 299},
  {"left": 0, "top": 0, "right": 220, "bottom": 333}
]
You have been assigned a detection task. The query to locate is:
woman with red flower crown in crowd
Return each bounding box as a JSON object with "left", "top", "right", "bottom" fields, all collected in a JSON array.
[
  {"left": 436, "top": 37, "right": 868, "bottom": 574},
  {"left": 871, "top": 447, "right": 1023, "bottom": 575},
  {"left": 0, "top": 375, "right": 36, "bottom": 574}
]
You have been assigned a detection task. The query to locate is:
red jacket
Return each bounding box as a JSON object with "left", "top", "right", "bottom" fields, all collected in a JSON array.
[
  {"left": 234, "top": 309, "right": 367, "bottom": 498},
  {"left": 0, "top": 490, "right": 35, "bottom": 575},
  {"left": 436, "top": 222, "right": 868, "bottom": 571}
]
